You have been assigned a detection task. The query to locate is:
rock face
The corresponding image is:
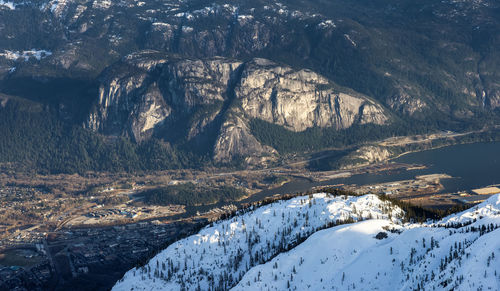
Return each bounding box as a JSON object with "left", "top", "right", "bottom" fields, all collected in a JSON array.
[
  {"left": 87, "top": 51, "right": 242, "bottom": 143},
  {"left": 87, "top": 64, "right": 170, "bottom": 142},
  {"left": 2, "top": 0, "right": 500, "bottom": 137},
  {"left": 212, "top": 111, "right": 277, "bottom": 164},
  {"left": 238, "top": 59, "right": 388, "bottom": 131},
  {"left": 339, "top": 145, "right": 393, "bottom": 169},
  {"left": 386, "top": 87, "right": 427, "bottom": 116},
  {"left": 86, "top": 51, "right": 391, "bottom": 163},
  {"left": 481, "top": 78, "right": 500, "bottom": 110}
]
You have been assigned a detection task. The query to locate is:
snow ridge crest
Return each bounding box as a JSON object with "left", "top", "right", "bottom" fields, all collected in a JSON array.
[{"left": 114, "top": 193, "right": 500, "bottom": 291}]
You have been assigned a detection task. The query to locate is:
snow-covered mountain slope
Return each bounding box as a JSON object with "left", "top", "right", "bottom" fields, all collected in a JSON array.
[
  {"left": 113, "top": 194, "right": 403, "bottom": 290},
  {"left": 113, "top": 193, "right": 500, "bottom": 291}
]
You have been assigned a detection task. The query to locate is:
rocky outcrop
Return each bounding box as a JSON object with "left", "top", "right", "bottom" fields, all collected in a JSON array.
[
  {"left": 86, "top": 53, "right": 170, "bottom": 142},
  {"left": 481, "top": 79, "right": 500, "bottom": 110},
  {"left": 339, "top": 146, "right": 393, "bottom": 169},
  {"left": 86, "top": 52, "right": 391, "bottom": 163},
  {"left": 128, "top": 83, "right": 171, "bottom": 142},
  {"left": 385, "top": 87, "right": 427, "bottom": 116},
  {"left": 238, "top": 58, "right": 388, "bottom": 131},
  {"left": 160, "top": 57, "right": 242, "bottom": 108},
  {"left": 213, "top": 112, "right": 277, "bottom": 164},
  {"left": 86, "top": 52, "right": 242, "bottom": 142},
  {"left": 488, "top": 90, "right": 500, "bottom": 109},
  {"left": 2, "top": 0, "right": 499, "bottom": 137}
]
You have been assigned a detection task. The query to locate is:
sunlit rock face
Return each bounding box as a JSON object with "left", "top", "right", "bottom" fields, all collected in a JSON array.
[{"left": 86, "top": 52, "right": 390, "bottom": 162}]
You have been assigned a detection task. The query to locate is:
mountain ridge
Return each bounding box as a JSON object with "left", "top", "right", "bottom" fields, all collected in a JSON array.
[
  {"left": 85, "top": 52, "right": 390, "bottom": 163},
  {"left": 1, "top": 0, "right": 499, "bottom": 168},
  {"left": 113, "top": 193, "right": 500, "bottom": 290}
]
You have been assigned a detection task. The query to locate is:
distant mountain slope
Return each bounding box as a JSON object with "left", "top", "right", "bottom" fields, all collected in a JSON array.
[
  {"left": 85, "top": 52, "right": 389, "bottom": 163},
  {"left": 112, "top": 193, "right": 500, "bottom": 290},
  {"left": 0, "top": 0, "right": 500, "bottom": 168}
]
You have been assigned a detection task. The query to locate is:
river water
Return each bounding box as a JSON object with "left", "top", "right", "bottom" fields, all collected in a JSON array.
[
  {"left": 175, "top": 142, "right": 500, "bottom": 218},
  {"left": 248, "top": 142, "right": 500, "bottom": 200}
]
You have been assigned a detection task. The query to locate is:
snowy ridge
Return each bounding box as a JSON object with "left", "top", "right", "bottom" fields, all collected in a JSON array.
[
  {"left": 113, "top": 194, "right": 500, "bottom": 291},
  {"left": 0, "top": 49, "right": 52, "bottom": 61},
  {"left": 233, "top": 194, "right": 500, "bottom": 291},
  {"left": 438, "top": 194, "right": 500, "bottom": 225},
  {"left": 113, "top": 194, "right": 403, "bottom": 290}
]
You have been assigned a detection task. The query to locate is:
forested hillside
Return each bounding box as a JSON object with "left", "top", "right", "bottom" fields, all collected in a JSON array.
[
  {"left": 0, "top": 96, "right": 201, "bottom": 173},
  {"left": 0, "top": 0, "right": 499, "bottom": 170}
]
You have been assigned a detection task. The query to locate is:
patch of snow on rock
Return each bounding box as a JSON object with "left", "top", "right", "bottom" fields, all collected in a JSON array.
[
  {"left": 0, "top": 0, "right": 15, "bottom": 9},
  {"left": 0, "top": 49, "right": 52, "bottom": 61},
  {"left": 318, "top": 19, "right": 336, "bottom": 29}
]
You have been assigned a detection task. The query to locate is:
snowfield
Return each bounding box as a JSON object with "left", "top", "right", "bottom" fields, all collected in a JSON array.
[
  {"left": 0, "top": 49, "right": 52, "bottom": 61},
  {"left": 113, "top": 193, "right": 500, "bottom": 291}
]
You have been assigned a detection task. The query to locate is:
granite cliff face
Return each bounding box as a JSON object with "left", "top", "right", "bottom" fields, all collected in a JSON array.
[
  {"left": 339, "top": 145, "right": 393, "bottom": 169},
  {"left": 85, "top": 52, "right": 391, "bottom": 163},
  {"left": 212, "top": 111, "right": 278, "bottom": 164},
  {"left": 87, "top": 52, "right": 242, "bottom": 143},
  {"left": 238, "top": 58, "right": 388, "bottom": 131},
  {"left": 1, "top": 0, "right": 499, "bottom": 145}
]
